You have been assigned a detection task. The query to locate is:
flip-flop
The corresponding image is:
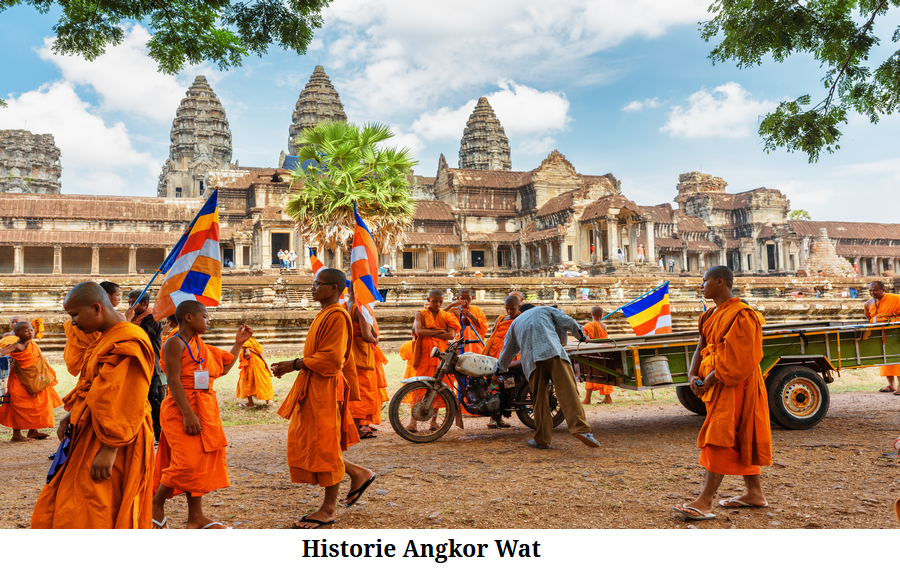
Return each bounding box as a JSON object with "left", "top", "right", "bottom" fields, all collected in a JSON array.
[
  {"left": 292, "top": 515, "right": 336, "bottom": 529},
  {"left": 200, "top": 521, "right": 228, "bottom": 529},
  {"left": 29, "top": 433, "right": 50, "bottom": 440},
  {"left": 406, "top": 425, "right": 418, "bottom": 433},
  {"left": 718, "top": 497, "right": 769, "bottom": 508},
  {"left": 238, "top": 403, "right": 257, "bottom": 408},
  {"left": 152, "top": 517, "right": 169, "bottom": 529},
  {"left": 359, "top": 431, "right": 377, "bottom": 439},
  {"left": 673, "top": 504, "right": 716, "bottom": 521},
  {"left": 344, "top": 474, "right": 376, "bottom": 507},
  {"left": 879, "top": 386, "right": 894, "bottom": 392}
]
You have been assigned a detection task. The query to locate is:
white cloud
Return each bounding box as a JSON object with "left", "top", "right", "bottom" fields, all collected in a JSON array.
[
  {"left": 622, "top": 98, "right": 659, "bottom": 112},
  {"left": 661, "top": 82, "right": 776, "bottom": 139},
  {"left": 0, "top": 82, "right": 158, "bottom": 195}
]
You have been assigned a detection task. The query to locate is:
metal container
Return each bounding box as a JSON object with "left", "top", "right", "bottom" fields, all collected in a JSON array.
[{"left": 641, "top": 356, "right": 673, "bottom": 386}]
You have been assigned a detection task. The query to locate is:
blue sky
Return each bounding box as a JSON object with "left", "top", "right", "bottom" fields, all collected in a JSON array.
[{"left": 2, "top": 1, "right": 898, "bottom": 222}]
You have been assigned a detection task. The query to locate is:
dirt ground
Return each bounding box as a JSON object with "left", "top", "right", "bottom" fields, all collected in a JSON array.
[{"left": 2, "top": 385, "right": 899, "bottom": 529}]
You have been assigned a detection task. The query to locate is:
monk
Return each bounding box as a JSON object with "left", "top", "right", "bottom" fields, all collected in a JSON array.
[
  {"left": 271, "top": 268, "right": 375, "bottom": 529},
  {"left": 864, "top": 281, "right": 900, "bottom": 395},
  {"left": 236, "top": 336, "right": 274, "bottom": 408},
  {"left": 63, "top": 282, "right": 121, "bottom": 376},
  {"left": 370, "top": 345, "right": 390, "bottom": 428},
  {"left": 408, "top": 289, "right": 461, "bottom": 432},
  {"left": 674, "top": 266, "right": 772, "bottom": 521},
  {"left": 32, "top": 282, "right": 155, "bottom": 528},
  {"left": 152, "top": 301, "right": 252, "bottom": 529},
  {"left": 480, "top": 295, "right": 523, "bottom": 429},
  {"left": 581, "top": 306, "right": 613, "bottom": 405},
  {"left": 162, "top": 314, "right": 179, "bottom": 342},
  {"left": 446, "top": 288, "right": 487, "bottom": 353},
  {"left": 99, "top": 281, "right": 122, "bottom": 312},
  {"left": 347, "top": 287, "right": 381, "bottom": 438},
  {"left": 2, "top": 315, "right": 23, "bottom": 337},
  {"left": 399, "top": 333, "right": 416, "bottom": 379},
  {"left": 0, "top": 321, "right": 62, "bottom": 442}
]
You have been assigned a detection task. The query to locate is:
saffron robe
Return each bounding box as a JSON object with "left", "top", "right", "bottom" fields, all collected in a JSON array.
[
  {"left": 277, "top": 304, "right": 361, "bottom": 487},
  {"left": 583, "top": 322, "right": 613, "bottom": 395},
  {"left": 63, "top": 321, "right": 100, "bottom": 377},
  {"left": 154, "top": 334, "right": 234, "bottom": 497},
  {"left": 411, "top": 309, "right": 461, "bottom": 378},
  {"left": 456, "top": 304, "right": 487, "bottom": 354},
  {"left": 696, "top": 297, "right": 773, "bottom": 475},
  {"left": 868, "top": 292, "right": 900, "bottom": 376},
  {"left": 0, "top": 340, "right": 62, "bottom": 430},
  {"left": 236, "top": 337, "right": 274, "bottom": 401},
  {"left": 31, "top": 322, "right": 154, "bottom": 528},
  {"left": 399, "top": 340, "right": 416, "bottom": 379},
  {"left": 482, "top": 316, "right": 513, "bottom": 359},
  {"left": 348, "top": 305, "right": 381, "bottom": 424}
]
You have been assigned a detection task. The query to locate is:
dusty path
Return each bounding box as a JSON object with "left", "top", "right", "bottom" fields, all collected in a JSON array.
[{"left": 2, "top": 391, "right": 899, "bottom": 529}]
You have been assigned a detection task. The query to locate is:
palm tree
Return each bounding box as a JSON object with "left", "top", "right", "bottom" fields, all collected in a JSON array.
[{"left": 286, "top": 121, "right": 417, "bottom": 253}]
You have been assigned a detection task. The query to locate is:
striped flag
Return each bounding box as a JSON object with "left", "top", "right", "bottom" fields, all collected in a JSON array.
[
  {"left": 309, "top": 247, "right": 325, "bottom": 278},
  {"left": 351, "top": 204, "right": 384, "bottom": 332},
  {"left": 151, "top": 190, "right": 221, "bottom": 320},
  {"left": 621, "top": 282, "right": 672, "bottom": 336}
]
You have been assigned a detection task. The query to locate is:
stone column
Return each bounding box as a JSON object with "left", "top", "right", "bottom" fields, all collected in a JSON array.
[
  {"left": 91, "top": 246, "right": 100, "bottom": 275},
  {"left": 774, "top": 238, "right": 784, "bottom": 271},
  {"left": 628, "top": 223, "right": 638, "bottom": 262},
  {"left": 460, "top": 243, "right": 469, "bottom": 270},
  {"left": 511, "top": 246, "right": 518, "bottom": 270},
  {"left": 128, "top": 246, "right": 137, "bottom": 274},
  {"left": 390, "top": 248, "right": 398, "bottom": 271},
  {"left": 334, "top": 244, "right": 343, "bottom": 270},
  {"left": 53, "top": 245, "right": 62, "bottom": 274},
  {"left": 591, "top": 223, "right": 598, "bottom": 264},
  {"left": 491, "top": 242, "right": 498, "bottom": 270},
  {"left": 607, "top": 218, "right": 619, "bottom": 263},
  {"left": 13, "top": 245, "right": 23, "bottom": 274},
  {"left": 425, "top": 245, "right": 434, "bottom": 273},
  {"left": 874, "top": 257, "right": 881, "bottom": 275},
  {"left": 645, "top": 221, "right": 655, "bottom": 265},
  {"left": 681, "top": 248, "right": 688, "bottom": 273},
  {"left": 800, "top": 237, "right": 810, "bottom": 265}
]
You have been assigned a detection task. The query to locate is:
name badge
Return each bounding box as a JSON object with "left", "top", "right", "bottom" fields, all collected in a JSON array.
[{"left": 193, "top": 369, "right": 210, "bottom": 390}]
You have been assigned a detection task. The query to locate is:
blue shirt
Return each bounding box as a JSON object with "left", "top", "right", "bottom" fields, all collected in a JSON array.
[{"left": 498, "top": 306, "right": 586, "bottom": 381}]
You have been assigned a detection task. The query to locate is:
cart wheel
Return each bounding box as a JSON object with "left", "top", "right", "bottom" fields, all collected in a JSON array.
[
  {"left": 767, "top": 365, "right": 830, "bottom": 430},
  {"left": 676, "top": 385, "right": 707, "bottom": 416}
]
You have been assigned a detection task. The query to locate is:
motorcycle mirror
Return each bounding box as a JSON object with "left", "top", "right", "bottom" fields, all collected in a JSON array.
[{"left": 430, "top": 346, "right": 441, "bottom": 358}]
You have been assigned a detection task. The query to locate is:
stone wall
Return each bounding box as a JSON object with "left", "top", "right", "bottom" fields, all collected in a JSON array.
[{"left": 0, "top": 130, "right": 61, "bottom": 194}]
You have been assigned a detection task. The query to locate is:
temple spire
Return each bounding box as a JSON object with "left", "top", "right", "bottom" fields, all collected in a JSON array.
[
  {"left": 458, "top": 97, "right": 511, "bottom": 170},
  {"left": 288, "top": 65, "right": 347, "bottom": 155}
]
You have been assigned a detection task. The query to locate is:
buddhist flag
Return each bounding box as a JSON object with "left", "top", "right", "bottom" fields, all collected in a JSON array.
[
  {"left": 309, "top": 247, "right": 325, "bottom": 278},
  {"left": 351, "top": 204, "right": 384, "bottom": 331},
  {"left": 620, "top": 282, "right": 672, "bottom": 336},
  {"left": 151, "top": 190, "right": 221, "bottom": 320}
]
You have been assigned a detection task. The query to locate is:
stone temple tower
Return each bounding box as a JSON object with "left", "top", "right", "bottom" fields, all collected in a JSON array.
[
  {"left": 458, "top": 97, "right": 511, "bottom": 171},
  {"left": 288, "top": 65, "right": 347, "bottom": 155},
  {"left": 0, "top": 130, "right": 62, "bottom": 194},
  {"left": 157, "top": 76, "right": 232, "bottom": 198}
]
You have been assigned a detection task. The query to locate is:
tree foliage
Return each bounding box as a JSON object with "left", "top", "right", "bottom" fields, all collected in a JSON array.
[
  {"left": 788, "top": 209, "right": 812, "bottom": 219},
  {"left": 287, "top": 121, "right": 418, "bottom": 253},
  {"left": 702, "top": 1, "right": 900, "bottom": 162},
  {"left": 0, "top": 0, "right": 330, "bottom": 74}
]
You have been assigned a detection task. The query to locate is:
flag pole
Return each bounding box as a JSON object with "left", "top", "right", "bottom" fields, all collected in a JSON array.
[
  {"left": 128, "top": 189, "right": 218, "bottom": 312},
  {"left": 601, "top": 280, "right": 670, "bottom": 322}
]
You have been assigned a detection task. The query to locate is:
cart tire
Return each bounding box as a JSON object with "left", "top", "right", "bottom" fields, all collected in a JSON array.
[
  {"left": 676, "top": 385, "right": 707, "bottom": 416},
  {"left": 515, "top": 382, "right": 566, "bottom": 429},
  {"left": 766, "top": 365, "right": 829, "bottom": 430}
]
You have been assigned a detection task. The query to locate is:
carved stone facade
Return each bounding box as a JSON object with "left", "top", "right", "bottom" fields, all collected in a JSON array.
[
  {"left": 458, "top": 97, "right": 511, "bottom": 171},
  {"left": 0, "top": 130, "right": 61, "bottom": 194},
  {"left": 287, "top": 65, "right": 347, "bottom": 155},
  {"left": 799, "top": 228, "right": 853, "bottom": 277},
  {"left": 157, "top": 76, "right": 233, "bottom": 198}
]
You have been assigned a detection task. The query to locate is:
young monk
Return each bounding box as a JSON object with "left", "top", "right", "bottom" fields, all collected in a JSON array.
[
  {"left": 673, "top": 266, "right": 772, "bottom": 521},
  {"left": 399, "top": 333, "right": 416, "bottom": 379},
  {"left": 865, "top": 281, "right": 900, "bottom": 394},
  {"left": 446, "top": 288, "right": 487, "bottom": 353},
  {"left": 369, "top": 345, "right": 390, "bottom": 428},
  {"left": 99, "top": 281, "right": 122, "bottom": 312},
  {"left": 581, "top": 306, "right": 613, "bottom": 405},
  {"left": 236, "top": 335, "right": 274, "bottom": 408},
  {"left": 481, "top": 295, "right": 522, "bottom": 428},
  {"left": 32, "top": 282, "right": 155, "bottom": 528},
  {"left": 62, "top": 282, "right": 121, "bottom": 376},
  {"left": 347, "top": 287, "right": 381, "bottom": 438},
  {"left": 408, "top": 289, "right": 461, "bottom": 432},
  {"left": 152, "top": 301, "right": 251, "bottom": 529},
  {"left": 2, "top": 315, "right": 24, "bottom": 338},
  {"left": 0, "top": 321, "right": 62, "bottom": 442},
  {"left": 271, "top": 268, "right": 375, "bottom": 529}
]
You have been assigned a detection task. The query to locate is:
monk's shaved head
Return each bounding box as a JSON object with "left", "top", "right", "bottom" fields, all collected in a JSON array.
[
  {"left": 99, "top": 281, "right": 120, "bottom": 296},
  {"left": 65, "top": 282, "right": 115, "bottom": 310},
  {"left": 704, "top": 266, "right": 733, "bottom": 288},
  {"left": 13, "top": 321, "right": 31, "bottom": 332},
  {"left": 318, "top": 268, "right": 346, "bottom": 287},
  {"left": 175, "top": 300, "right": 206, "bottom": 324},
  {"left": 590, "top": 306, "right": 604, "bottom": 318},
  {"left": 428, "top": 288, "right": 444, "bottom": 299},
  {"left": 504, "top": 295, "right": 521, "bottom": 307},
  {"left": 459, "top": 288, "right": 474, "bottom": 297},
  {"left": 9, "top": 315, "right": 23, "bottom": 325}
]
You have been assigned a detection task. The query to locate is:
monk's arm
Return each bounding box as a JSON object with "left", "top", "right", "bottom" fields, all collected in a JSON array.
[
  {"left": 356, "top": 309, "right": 378, "bottom": 344},
  {"left": 414, "top": 313, "right": 447, "bottom": 338},
  {"left": 222, "top": 326, "right": 253, "bottom": 375},
  {"left": 301, "top": 318, "right": 350, "bottom": 377},
  {"left": 0, "top": 342, "right": 24, "bottom": 356},
  {"left": 162, "top": 337, "right": 201, "bottom": 435}
]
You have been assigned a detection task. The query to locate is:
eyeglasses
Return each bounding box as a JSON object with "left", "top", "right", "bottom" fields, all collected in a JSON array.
[{"left": 312, "top": 281, "right": 338, "bottom": 288}]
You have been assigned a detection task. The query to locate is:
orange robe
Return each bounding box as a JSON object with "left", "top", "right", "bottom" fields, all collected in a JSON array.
[
  {"left": 583, "top": 321, "right": 613, "bottom": 395},
  {"left": 236, "top": 337, "right": 274, "bottom": 401},
  {"left": 868, "top": 292, "right": 900, "bottom": 376},
  {"left": 348, "top": 305, "right": 380, "bottom": 424},
  {"left": 482, "top": 316, "right": 512, "bottom": 359},
  {"left": 63, "top": 320, "right": 100, "bottom": 377},
  {"left": 399, "top": 340, "right": 416, "bottom": 379},
  {"left": 154, "top": 335, "right": 234, "bottom": 497},
  {"left": 696, "top": 297, "right": 772, "bottom": 476},
  {"left": 0, "top": 340, "right": 62, "bottom": 430},
  {"left": 364, "top": 345, "right": 390, "bottom": 426},
  {"left": 277, "top": 304, "right": 360, "bottom": 487},
  {"left": 412, "top": 309, "right": 461, "bottom": 378},
  {"left": 32, "top": 322, "right": 154, "bottom": 528},
  {"left": 456, "top": 304, "right": 487, "bottom": 354}
]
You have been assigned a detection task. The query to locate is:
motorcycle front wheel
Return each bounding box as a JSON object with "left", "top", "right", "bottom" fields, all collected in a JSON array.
[
  {"left": 514, "top": 381, "right": 566, "bottom": 429},
  {"left": 389, "top": 381, "right": 457, "bottom": 443}
]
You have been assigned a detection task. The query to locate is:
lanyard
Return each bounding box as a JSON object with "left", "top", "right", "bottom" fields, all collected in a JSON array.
[{"left": 175, "top": 334, "right": 205, "bottom": 368}]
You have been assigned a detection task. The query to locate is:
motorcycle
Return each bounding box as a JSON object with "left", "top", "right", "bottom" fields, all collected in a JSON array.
[{"left": 388, "top": 337, "right": 566, "bottom": 443}]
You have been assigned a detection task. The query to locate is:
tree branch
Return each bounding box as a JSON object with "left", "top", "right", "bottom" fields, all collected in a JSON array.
[{"left": 822, "top": 0, "right": 889, "bottom": 111}]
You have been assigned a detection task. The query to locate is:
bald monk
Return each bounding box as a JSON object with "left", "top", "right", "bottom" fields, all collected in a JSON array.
[
  {"left": 152, "top": 301, "right": 251, "bottom": 529},
  {"left": 674, "top": 266, "right": 772, "bottom": 521},
  {"left": 509, "top": 290, "right": 525, "bottom": 304},
  {"left": 236, "top": 336, "right": 274, "bottom": 408},
  {"left": 347, "top": 288, "right": 381, "bottom": 438},
  {"left": 446, "top": 288, "right": 487, "bottom": 353},
  {"left": 32, "top": 282, "right": 155, "bottom": 528},
  {"left": 865, "top": 281, "right": 900, "bottom": 395},
  {"left": 2, "top": 315, "right": 24, "bottom": 337},
  {"left": 481, "top": 295, "right": 523, "bottom": 428},
  {"left": 581, "top": 306, "right": 613, "bottom": 405},
  {"left": 0, "top": 321, "right": 62, "bottom": 442},
  {"left": 408, "top": 289, "right": 461, "bottom": 432},
  {"left": 271, "top": 268, "right": 374, "bottom": 529},
  {"left": 63, "top": 282, "right": 122, "bottom": 376}
]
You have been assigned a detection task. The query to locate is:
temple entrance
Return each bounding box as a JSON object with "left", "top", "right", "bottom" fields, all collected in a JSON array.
[
  {"left": 271, "top": 233, "right": 290, "bottom": 267},
  {"left": 766, "top": 244, "right": 776, "bottom": 271},
  {"left": 471, "top": 250, "right": 485, "bottom": 268},
  {"left": 223, "top": 247, "right": 234, "bottom": 265}
]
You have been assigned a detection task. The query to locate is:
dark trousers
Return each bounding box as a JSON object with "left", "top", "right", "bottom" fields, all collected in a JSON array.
[{"left": 148, "top": 373, "right": 162, "bottom": 442}]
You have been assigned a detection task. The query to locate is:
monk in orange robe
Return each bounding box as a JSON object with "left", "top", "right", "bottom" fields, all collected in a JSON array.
[
  {"left": 32, "top": 282, "right": 155, "bottom": 528},
  {"left": 236, "top": 337, "right": 274, "bottom": 407},
  {"left": 0, "top": 321, "right": 62, "bottom": 442},
  {"left": 347, "top": 292, "right": 381, "bottom": 438},
  {"left": 62, "top": 283, "right": 122, "bottom": 377},
  {"left": 674, "top": 266, "right": 772, "bottom": 521},
  {"left": 2, "top": 315, "right": 24, "bottom": 338},
  {"left": 581, "top": 306, "right": 614, "bottom": 405},
  {"left": 480, "top": 295, "right": 523, "bottom": 428},
  {"left": 370, "top": 345, "right": 390, "bottom": 426},
  {"left": 399, "top": 336, "right": 416, "bottom": 379},
  {"left": 152, "top": 301, "right": 251, "bottom": 529},
  {"left": 447, "top": 288, "right": 487, "bottom": 354},
  {"left": 865, "top": 281, "right": 900, "bottom": 394},
  {"left": 272, "top": 268, "right": 374, "bottom": 529}
]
